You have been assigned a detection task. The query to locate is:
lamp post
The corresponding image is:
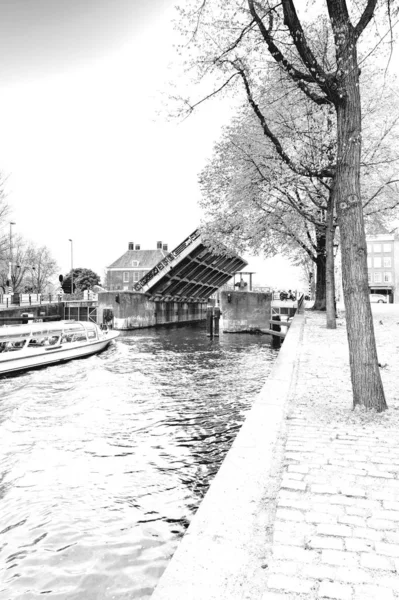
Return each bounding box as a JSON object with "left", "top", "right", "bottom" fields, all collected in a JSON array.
[
  {"left": 9, "top": 221, "right": 16, "bottom": 291},
  {"left": 69, "top": 239, "right": 73, "bottom": 295},
  {"left": 31, "top": 266, "right": 36, "bottom": 293}
]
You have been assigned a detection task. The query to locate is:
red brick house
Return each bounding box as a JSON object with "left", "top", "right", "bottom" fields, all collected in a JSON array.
[{"left": 106, "top": 241, "right": 169, "bottom": 291}]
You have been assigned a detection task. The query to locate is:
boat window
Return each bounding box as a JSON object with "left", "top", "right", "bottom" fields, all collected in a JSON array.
[
  {"left": 1, "top": 340, "right": 27, "bottom": 352},
  {"left": 60, "top": 326, "right": 85, "bottom": 343},
  {"left": 69, "top": 332, "right": 87, "bottom": 343},
  {"left": 1, "top": 333, "right": 29, "bottom": 341},
  {"left": 87, "top": 329, "right": 98, "bottom": 340},
  {"left": 28, "top": 335, "right": 59, "bottom": 347}
]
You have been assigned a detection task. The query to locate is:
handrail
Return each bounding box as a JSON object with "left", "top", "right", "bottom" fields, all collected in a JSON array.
[
  {"left": 297, "top": 293, "right": 305, "bottom": 313},
  {"left": 0, "top": 293, "right": 65, "bottom": 308},
  {"left": 0, "top": 291, "right": 99, "bottom": 309}
]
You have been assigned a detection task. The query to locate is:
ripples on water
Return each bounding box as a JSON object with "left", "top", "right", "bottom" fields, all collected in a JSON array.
[{"left": 0, "top": 323, "right": 277, "bottom": 599}]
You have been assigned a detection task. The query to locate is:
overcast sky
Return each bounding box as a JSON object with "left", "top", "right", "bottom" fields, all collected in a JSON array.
[
  {"left": 0, "top": 0, "right": 308, "bottom": 290},
  {"left": 1, "top": 1, "right": 394, "bottom": 291}
]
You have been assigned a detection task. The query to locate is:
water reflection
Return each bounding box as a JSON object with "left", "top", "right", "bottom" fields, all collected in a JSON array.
[{"left": 0, "top": 323, "right": 277, "bottom": 599}]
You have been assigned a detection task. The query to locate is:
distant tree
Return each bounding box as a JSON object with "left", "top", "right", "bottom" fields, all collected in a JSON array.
[
  {"left": 0, "top": 238, "right": 59, "bottom": 293},
  {"left": 25, "top": 246, "right": 59, "bottom": 293},
  {"left": 62, "top": 268, "right": 101, "bottom": 293},
  {"left": 0, "top": 235, "right": 30, "bottom": 293},
  {"left": 0, "top": 174, "right": 11, "bottom": 272}
]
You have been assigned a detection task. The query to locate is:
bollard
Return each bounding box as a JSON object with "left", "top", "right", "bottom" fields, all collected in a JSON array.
[
  {"left": 271, "top": 314, "right": 281, "bottom": 349},
  {"left": 213, "top": 305, "right": 221, "bottom": 337},
  {"left": 206, "top": 305, "right": 214, "bottom": 337}
]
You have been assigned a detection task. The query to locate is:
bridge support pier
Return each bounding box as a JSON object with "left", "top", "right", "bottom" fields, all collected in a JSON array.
[
  {"left": 98, "top": 292, "right": 207, "bottom": 330},
  {"left": 206, "top": 305, "right": 213, "bottom": 337},
  {"left": 271, "top": 314, "right": 281, "bottom": 348},
  {"left": 206, "top": 305, "right": 221, "bottom": 338}
]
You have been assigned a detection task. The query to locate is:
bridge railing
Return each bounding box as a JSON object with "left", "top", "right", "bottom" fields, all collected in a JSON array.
[
  {"left": 0, "top": 293, "right": 90, "bottom": 308},
  {"left": 133, "top": 229, "right": 201, "bottom": 292},
  {"left": 220, "top": 284, "right": 274, "bottom": 293}
]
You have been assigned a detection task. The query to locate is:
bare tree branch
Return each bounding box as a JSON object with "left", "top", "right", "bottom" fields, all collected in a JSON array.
[
  {"left": 281, "top": 0, "right": 329, "bottom": 84},
  {"left": 363, "top": 179, "right": 399, "bottom": 209},
  {"left": 183, "top": 73, "right": 240, "bottom": 114},
  {"left": 247, "top": 0, "right": 319, "bottom": 83},
  {"left": 235, "top": 64, "right": 334, "bottom": 178},
  {"left": 354, "top": 0, "right": 379, "bottom": 40}
]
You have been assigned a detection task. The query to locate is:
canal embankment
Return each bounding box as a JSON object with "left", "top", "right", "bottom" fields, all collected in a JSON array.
[
  {"left": 151, "top": 304, "right": 399, "bottom": 600},
  {"left": 151, "top": 298, "right": 306, "bottom": 599}
]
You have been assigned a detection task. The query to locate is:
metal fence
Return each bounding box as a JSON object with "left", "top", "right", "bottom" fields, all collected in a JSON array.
[
  {"left": 0, "top": 292, "right": 98, "bottom": 308},
  {"left": 219, "top": 284, "right": 274, "bottom": 293}
]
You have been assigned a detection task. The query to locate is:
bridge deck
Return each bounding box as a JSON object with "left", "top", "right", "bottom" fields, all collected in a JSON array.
[{"left": 134, "top": 230, "right": 247, "bottom": 301}]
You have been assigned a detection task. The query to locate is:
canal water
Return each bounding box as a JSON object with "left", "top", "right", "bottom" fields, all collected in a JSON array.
[{"left": 0, "top": 323, "right": 277, "bottom": 600}]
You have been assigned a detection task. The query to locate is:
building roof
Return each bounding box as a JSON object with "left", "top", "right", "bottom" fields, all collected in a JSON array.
[{"left": 107, "top": 249, "right": 166, "bottom": 269}]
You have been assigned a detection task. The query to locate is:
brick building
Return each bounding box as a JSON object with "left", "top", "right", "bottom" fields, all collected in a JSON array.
[
  {"left": 106, "top": 241, "right": 169, "bottom": 291},
  {"left": 366, "top": 233, "right": 399, "bottom": 302}
]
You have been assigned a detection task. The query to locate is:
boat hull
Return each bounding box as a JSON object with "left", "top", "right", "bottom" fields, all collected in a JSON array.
[{"left": 0, "top": 333, "right": 118, "bottom": 376}]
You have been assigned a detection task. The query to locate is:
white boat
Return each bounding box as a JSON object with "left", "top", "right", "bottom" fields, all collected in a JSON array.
[{"left": 0, "top": 320, "right": 119, "bottom": 376}]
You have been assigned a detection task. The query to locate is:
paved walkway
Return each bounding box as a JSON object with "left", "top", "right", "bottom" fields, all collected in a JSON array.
[
  {"left": 264, "top": 304, "right": 399, "bottom": 600},
  {"left": 151, "top": 303, "right": 399, "bottom": 600}
]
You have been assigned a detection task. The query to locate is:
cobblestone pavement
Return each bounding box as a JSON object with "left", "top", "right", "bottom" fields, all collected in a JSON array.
[{"left": 262, "top": 305, "right": 399, "bottom": 600}]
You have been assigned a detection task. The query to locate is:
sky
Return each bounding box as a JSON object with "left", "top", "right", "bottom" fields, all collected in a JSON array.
[
  {"left": 3, "top": 1, "right": 392, "bottom": 292},
  {"left": 0, "top": 0, "right": 263, "bottom": 282}
]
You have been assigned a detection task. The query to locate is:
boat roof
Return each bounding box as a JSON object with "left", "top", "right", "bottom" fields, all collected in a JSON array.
[{"left": 0, "top": 320, "right": 97, "bottom": 338}]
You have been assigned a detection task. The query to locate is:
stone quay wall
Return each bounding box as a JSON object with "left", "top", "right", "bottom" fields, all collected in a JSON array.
[
  {"left": 152, "top": 304, "right": 399, "bottom": 600},
  {"left": 0, "top": 303, "right": 63, "bottom": 322},
  {"left": 150, "top": 297, "right": 305, "bottom": 600},
  {"left": 219, "top": 290, "right": 273, "bottom": 332},
  {"left": 97, "top": 291, "right": 207, "bottom": 330}
]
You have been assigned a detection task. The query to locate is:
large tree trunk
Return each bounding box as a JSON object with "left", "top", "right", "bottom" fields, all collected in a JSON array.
[
  {"left": 313, "top": 229, "right": 326, "bottom": 311},
  {"left": 334, "top": 21, "right": 387, "bottom": 411},
  {"left": 325, "top": 189, "right": 336, "bottom": 329}
]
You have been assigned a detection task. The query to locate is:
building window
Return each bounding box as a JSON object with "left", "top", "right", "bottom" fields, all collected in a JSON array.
[
  {"left": 132, "top": 261, "right": 139, "bottom": 267},
  {"left": 133, "top": 271, "right": 140, "bottom": 282},
  {"left": 373, "top": 257, "right": 381, "bottom": 268},
  {"left": 383, "top": 243, "right": 392, "bottom": 252},
  {"left": 367, "top": 243, "right": 372, "bottom": 253},
  {"left": 374, "top": 272, "right": 382, "bottom": 283},
  {"left": 384, "top": 272, "right": 392, "bottom": 283},
  {"left": 383, "top": 257, "right": 392, "bottom": 268},
  {"left": 123, "top": 272, "right": 129, "bottom": 283},
  {"left": 367, "top": 256, "right": 372, "bottom": 268},
  {"left": 368, "top": 272, "right": 372, "bottom": 283},
  {"left": 373, "top": 244, "right": 381, "bottom": 253}
]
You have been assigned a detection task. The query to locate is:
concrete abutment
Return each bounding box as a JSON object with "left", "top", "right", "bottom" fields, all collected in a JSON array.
[{"left": 97, "top": 292, "right": 207, "bottom": 330}]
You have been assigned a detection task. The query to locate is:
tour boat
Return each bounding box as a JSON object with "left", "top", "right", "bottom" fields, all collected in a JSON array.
[{"left": 0, "top": 320, "right": 119, "bottom": 376}]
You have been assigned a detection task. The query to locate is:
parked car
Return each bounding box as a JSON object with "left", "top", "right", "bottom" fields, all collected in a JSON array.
[{"left": 369, "top": 294, "right": 387, "bottom": 303}]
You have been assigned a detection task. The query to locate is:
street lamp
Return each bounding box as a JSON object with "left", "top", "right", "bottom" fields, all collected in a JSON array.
[
  {"left": 31, "top": 266, "right": 36, "bottom": 293},
  {"left": 9, "top": 222, "right": 16, "bottom": 291},
  {"left": 69, "top": 239, "right": 73, "bottom": 295}
]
